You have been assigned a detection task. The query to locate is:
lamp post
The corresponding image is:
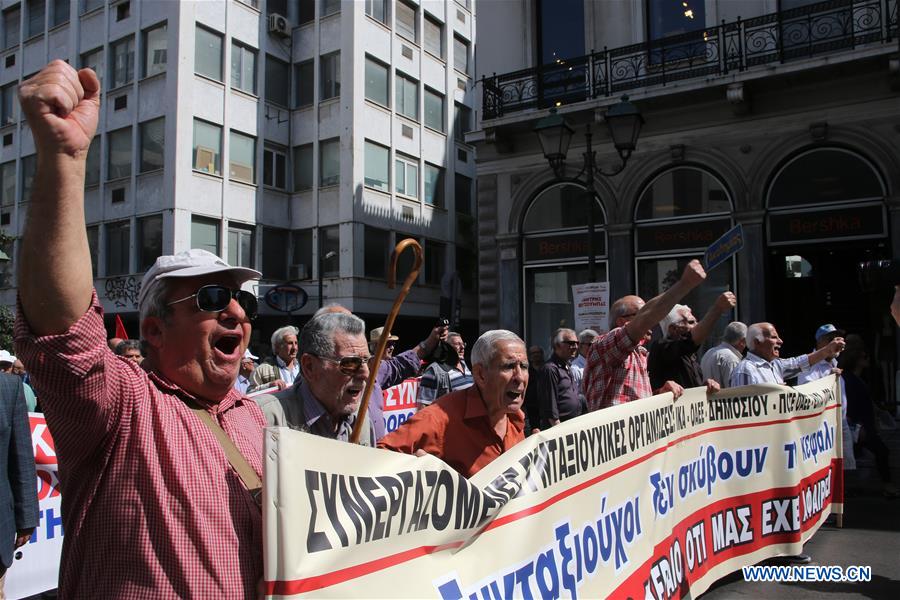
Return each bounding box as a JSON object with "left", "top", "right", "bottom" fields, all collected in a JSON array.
[
  {"left": 317, "top": 235, "right": 337, "bottom": 308},
  {"left": 534, "top": 96, "right": 644, "bottom": 281}
]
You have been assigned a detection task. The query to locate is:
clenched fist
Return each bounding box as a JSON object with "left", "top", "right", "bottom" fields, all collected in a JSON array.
[
  {"left": 18, "top": 60, "right": 100, "bottom": 158},
  {"left": 715, "top": 291, "right": 737, "bottom": 312},
  {"left": 679, "top": 259, "right": 707, "bottom": 288}
]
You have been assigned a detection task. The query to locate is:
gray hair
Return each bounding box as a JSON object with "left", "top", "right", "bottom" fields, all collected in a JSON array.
[
  {"left": 448, "top": 331, "right": 462, "bottom": 341},
  {"left": 139, "top": 278, "right": 173, "bottom": 339},
  {"left": 300, "top": 312, "right": 366, "bottom": 357},
  {"left": 312, "top": 303, "right": 349, "bottom": 318},
  {"left": 746, "top": 323, "right": 766, "bottom": 351},
  {"left": 723, "top": 321, "right": 748, "bottom": 345},
  {"left": 115, "top": 339, "right": 142, "bottom": 355},
  {"left": 270, "top": 326, "right": 299, "bottom": 353},
  {"left": 659, "top": 304, "right": 689, "bottom": 337},
  {"left": 578, "top": 329, "right": 599, "bottom": 343},
  {"left": 552, "top": 328, "right": 576, "bottom": 346},
  {"left": 609, "top": 298, "right": 638, "bottom": 329},
  {"left": 471, "top": 329, "right": 525, "bottom": 367}
]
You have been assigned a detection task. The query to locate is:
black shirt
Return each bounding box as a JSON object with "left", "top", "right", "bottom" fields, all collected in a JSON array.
[
  {"left": 537, "top": 354, "right": 582, "bottom": 428},
  {"left": 648, "top": 334, "right": 704, "bottom": 390}
]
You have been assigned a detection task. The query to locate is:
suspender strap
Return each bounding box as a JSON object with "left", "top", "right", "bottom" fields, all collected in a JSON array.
[{"left": 187, "top": 402, "right": 263, "bottom": 504}]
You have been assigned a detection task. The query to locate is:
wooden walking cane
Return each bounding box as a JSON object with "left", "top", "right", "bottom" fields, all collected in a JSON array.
[{"left": 350, "top": 238, "right": 423, "bottom": 444}]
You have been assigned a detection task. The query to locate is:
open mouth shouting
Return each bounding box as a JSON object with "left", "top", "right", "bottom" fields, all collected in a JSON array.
[{"left": 212, "top": 331, "right": 244, "bottom": 362}]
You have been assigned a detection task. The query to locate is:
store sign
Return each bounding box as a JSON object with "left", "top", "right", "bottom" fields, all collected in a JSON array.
[
  {"left": 768, "top": 203, "right": 885, "bottom": 245},
  {"left": 636, "top": 218, "right": 731, "bottom": 254},
  {"left": 523, "top": 231, "right": 606, "bottom": 263}
]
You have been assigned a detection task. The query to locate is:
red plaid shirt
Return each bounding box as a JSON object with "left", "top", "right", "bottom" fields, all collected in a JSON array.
[
  {"left": 583, "top": 326, "right": 652, "bottom": 411},
  {"left": 15, "top": 292, "right": 265, "bottom": 598}
]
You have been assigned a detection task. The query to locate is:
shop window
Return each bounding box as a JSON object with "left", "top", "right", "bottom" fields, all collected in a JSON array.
[
  {"left": 191, "top": 216, "right": 220, "bottom": 256},
  {"left": 228, "top": 224, "right": 255, "bottom": 269},
  {"left": 364, "top": 226, "right": 390, "bottom": 278},
  {"left": 635, "top": 167, "right": 730, "bottom": 220},
  {"left": 523, "top": 183, "right": 604, "bottom": 232},
  {"left": 768, "top": 148, "right": 883, "bottom": 210}
]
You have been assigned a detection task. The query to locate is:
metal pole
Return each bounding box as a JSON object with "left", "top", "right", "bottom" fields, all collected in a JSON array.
[
  {"left": 584, "top": 126, "right": 596, "bottom": 282},
  {"left": 317, "top": 230, "right": 324, "bottom": 308}
]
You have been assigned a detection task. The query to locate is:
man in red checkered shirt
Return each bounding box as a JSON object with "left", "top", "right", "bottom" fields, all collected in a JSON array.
[
  {"left": 15, "top": 61, "right": 266, "bottom": 598},
  {"left": 584, "top": 260, "right": 708, "bottom": 411}
]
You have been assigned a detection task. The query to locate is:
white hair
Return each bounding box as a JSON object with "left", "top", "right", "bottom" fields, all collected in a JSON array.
[
  {"left": 471, "top": 330, "right": 524, "bottom": 367},
  {"left": 578, "top": 329, "right": 599, "bottom": 343},
  {"left": 723, "top": 321, "right": 748, "bottom": 345},
  {"left": 746, "top": 323, "right": 766, "bottom": 351},
  {"left": 552, "top": 328, "right": 576, "bottom": 346},
  {"left": 659, "top": 304, "right": 689, "bottom": 338},
  {"left": 139, "top": 278, "right": 173, "bottom": 338},
  {"left": 270, "top": 326, "right": 299, "bottom": 353}
]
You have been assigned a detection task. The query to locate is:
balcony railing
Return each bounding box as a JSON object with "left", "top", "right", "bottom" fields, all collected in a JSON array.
[{"left": 482, "top": 0, "right": 898, "bottom": 120}]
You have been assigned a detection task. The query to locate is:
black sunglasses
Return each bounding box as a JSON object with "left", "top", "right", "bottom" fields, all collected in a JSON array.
[
  {"left": 308, "top": 353, "right": 371, "bottom": 375},
  {"left": 167, "top": 285, "right": 258, "bottom": 320}
]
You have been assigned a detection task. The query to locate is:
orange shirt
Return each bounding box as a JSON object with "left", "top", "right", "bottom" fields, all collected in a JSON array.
[{"left": 377, "top": 385, "right": 525, "bottom": 477}]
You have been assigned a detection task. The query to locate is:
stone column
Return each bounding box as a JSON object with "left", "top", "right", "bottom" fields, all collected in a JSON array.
[
  {"left": 733, "top": 210, "right": 766, "bottom": 325},
  {"left": 606, "top": 223, "right": 634, "bottom": 303},
  {"left": 496, "top": 233, "right": 522, "bottom": 333}
]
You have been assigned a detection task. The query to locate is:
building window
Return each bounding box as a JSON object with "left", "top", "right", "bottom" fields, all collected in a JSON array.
[
  {"left": 268, "top": 0, "right": 287, "bottom": 16},
  {"left": 85, "top": 137, "right": 100, "bottom": 187},
  {"left": 3, "top": 6, "right": 20, "bottom": 49},
  {"left": 767, "top": 148, "right": 884, "bottom": 210},
  {"left": 395, "top": 73, "right": 418, "bottom": 120},
  {"left": 364, "top": 55, "right": 389, "bottom": 106},
  {"left": 193, "top": 119, "right": 222, "bottom": 175},
  {"left": 364, "top": 140, "right": 389, "bottom": 192},
  {"left": 139, "top": 118, "right": 164, "bottom": 173},
  {"left": 647, "top": 0, "right": 706, "bottom": 41},
  {"left": 106, "top": 220, "right": 131, "bottom": 276},
  {"left": 291, "top": 229, "right": 313, "bottom": 279},
  {"left": 191, "top": 216, "right": 220, "bottom": 256},
  {"left": 137, "top": 214, "right": 163, "bottom": 272},
  {"left": 298, "top": 0, "right": 314, "bottom": 25},
  {"left": 262, "top": 227, "right": 289, "bottom": 280},
  {"left": 365, "top": 0, "right": 387, "bottom": 24},
  {"left": 81, "top": 48, "right": 104, "bottom": 87},
  {"left": 455, "top": 173, "right": 472, "bottom": 215},
  {"left": 364, "top": 226, "right": 390, "bottom": 278},
  {"left": 142, "top": 22, "right": 167, "bottom": 78},
  {"left": 424, "top": 14, "right": 443, "bottom": 58},
  {"left": 86, "top": 225, "right": 98, "bottom": 277},
  {"left": 320, "top": 51, "right": 340, "bottom": 101},
  {"left": 263, "top": 146, "right": 287, "bottom": 190},
  {"left": 321, "top": 0, "right": 340, "bottom": 17},
  {"left": 395, "top": 0, "right": 417, "bottom": 42},
  {"left": 320, "top": 226, "right": 340, "bottom": 277},
  {"left": 107, "top": 127, "right": 132, "bottom": 180},
  {"left": 266, "top": 54, "right": 289, "bottom": 106},
  {"left": 25, "top": 0, "right": 43, "bottom": 39},
  {"left": 0, "top": 84, "right": 16, "bottom": 126},
  {"left": 456, "top": 244, "right": 476, "bottom": 291},
  {"left": 0, "top": 161, "right": 14, "bottom": 206},
  {"left": 293, "top": 143, "right": 313, "bottom": 191},
  {"left": 395, "top": 154, "right": 418, "bottom": 199},
  {"left": 195, "top": 25, "right": 223, "bottom": 81},
  {"left": 228, "top": 224, "right": 254, "bottom": 268},
  {"left": 115, "top": 1, "right": 130, "bottom": 21},
  {"left": 20, "top": 155, "right": 35, "bottom": 203},
  {"left": 319, "top": 138, "right": 339, "bottom": 186},
  {"left": 229, "top": 131, "right": 256, "bottom": 184},
  {"left": 424, "top": 240, "right": 445, "bottom": 285},
  {"left": 453, "top": 35, "right": 469, "bottom": 74},
  {"left": 537, "top": 0, "right": 584, "bottom": 66},
  {"left": 424, "top": 88, "right": 444, "bottom": 132},
  {"left": 50, "top": 0, "right": 69, "bottom": 28},
  {"left": 454, "top": 102, "right": 471, "bottom": 143},
  {"left": 424, "top": 163, "right": 444, "bottom": 208},
  {"left": 231, "top": 42, "right": 257, "bottom": 94},
  {"left": 294, "top": 60, "right": 314, "bottom": 107},
  {"left": 109, "top": 36, "right": 135, "bottom": 88},
  {"left": 81, "top": 0, "right": 103, "bottom": 14}
]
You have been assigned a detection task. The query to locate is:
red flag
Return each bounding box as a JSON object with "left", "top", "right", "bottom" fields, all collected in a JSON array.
[{"left": 114, "top": 314, "right": 129, "bottom": 340}]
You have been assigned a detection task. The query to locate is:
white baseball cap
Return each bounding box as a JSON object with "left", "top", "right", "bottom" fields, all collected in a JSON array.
[
  {"left": 0, "top": 349, "right": 15, "bottom": 364},
  {"left": 138, "top": 249, "right": 261, "bottom": 311},
  {"left": 242, "top": 349, "right": 259, "bottom": 361}
]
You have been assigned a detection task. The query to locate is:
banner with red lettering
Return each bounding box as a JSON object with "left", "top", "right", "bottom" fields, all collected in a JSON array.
[
  {"left": 7, "top": 414, "right": 63, "bottom": 599},
  {"left": 263, "top": 376, "right": 843, "bottom": 598},
  {"left": 382, "top": 377, "right": 420, "bottom": 434}
]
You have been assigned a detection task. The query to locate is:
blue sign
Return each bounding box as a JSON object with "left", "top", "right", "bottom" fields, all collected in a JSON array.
[
  {"left": 264, "top": 284, "right": 309, "bottom": 313},
  {"left": 704, "top": 223, "right": 744, "bottom": 271}
]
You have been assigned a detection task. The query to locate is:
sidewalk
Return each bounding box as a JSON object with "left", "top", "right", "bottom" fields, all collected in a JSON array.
[{"left": 702, "top": 417, "right": 900, "bottom": 599}]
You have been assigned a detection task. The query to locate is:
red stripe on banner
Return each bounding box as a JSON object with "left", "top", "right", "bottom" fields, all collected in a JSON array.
[
  {"left": 265, "top": 541, "right": 464, "bottom": 596},
  {"left": 266, "top": 404, "right": 841, "bottom": 594},
  {"left": 613, "top": 462, "right": 837, "bottom": 598}
]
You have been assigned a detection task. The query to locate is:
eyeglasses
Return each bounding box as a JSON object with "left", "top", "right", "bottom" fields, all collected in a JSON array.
[
  {"left": 167, "top": 285, "right": 258, "bottom": 320},
  {"left": 309, "top": 353, "right": 372, "bottom": 375}
]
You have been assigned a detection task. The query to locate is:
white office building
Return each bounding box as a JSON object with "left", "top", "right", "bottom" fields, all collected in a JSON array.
[{"left": 0, "top": 0, "right": 478, "bottom": 346}]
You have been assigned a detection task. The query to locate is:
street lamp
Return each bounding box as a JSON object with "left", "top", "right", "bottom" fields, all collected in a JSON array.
[
  {"left": 317, "top": 245, "right": 337, "bottom": 309},
  {"left": 533, "top": 95, "right": 644, "bottom": 281}
]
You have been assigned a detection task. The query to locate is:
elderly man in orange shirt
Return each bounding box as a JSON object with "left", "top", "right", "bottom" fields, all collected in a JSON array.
[{"left": 378, "top": 330, "right": 528, "bottom": 477}]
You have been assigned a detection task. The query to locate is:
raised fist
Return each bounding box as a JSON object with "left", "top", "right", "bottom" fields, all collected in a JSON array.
[
  {"left": 680, "top": 259, "right": 707, "bottom": 288},
  {"left": 18, "top": 60, "right": 100, "bottom": 158},
  {"left": 715, "top": 291, "right": 737, "bottom": 311}
]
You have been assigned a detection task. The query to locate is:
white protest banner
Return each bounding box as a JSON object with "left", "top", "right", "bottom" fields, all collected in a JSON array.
[
  {"left": 6, "top": 414, "right": 63, "bottom": 599},
  {"left": 571, "top": 282, "right": 609, "bottom": 334},
  {"left": 381, "top": 377, "right": 420, "bottom": 434},
  {"left": 263, "top": 376, "right": 843, "bottom": 599}
]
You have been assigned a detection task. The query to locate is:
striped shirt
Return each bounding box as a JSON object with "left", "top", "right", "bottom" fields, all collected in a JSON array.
[{"left": 584, "top": 327, "right": 653, "bottom": 411}]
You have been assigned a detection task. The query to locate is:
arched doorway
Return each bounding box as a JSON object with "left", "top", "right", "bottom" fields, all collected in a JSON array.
[
  {"left": 765, "top": 147, "right": 890, "bottom": 357},
  {"left": 633, "top": 166, "right": 736, "bottom": 351},
  {"left": 521, "top": 182, "right": 607, "bottom": 352}
]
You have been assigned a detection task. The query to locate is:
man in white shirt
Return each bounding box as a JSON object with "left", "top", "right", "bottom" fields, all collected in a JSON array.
[
  {"left": 700, "top": 321, "right": 747, "bottom": 388},
  {"left": 233, "top": 349, "right": 258, "bottom": 395},
  {"left": 571, "top": 329, "right": 598, "bottom": 412},
  {"left": 248, "top": 326, "right": 299, "bottom": 392}
]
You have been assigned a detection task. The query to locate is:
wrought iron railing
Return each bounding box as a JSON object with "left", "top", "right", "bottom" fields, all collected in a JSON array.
[{"left": 482, "top": 0, "right": 898, "bottom": 120}]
